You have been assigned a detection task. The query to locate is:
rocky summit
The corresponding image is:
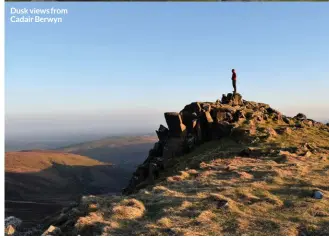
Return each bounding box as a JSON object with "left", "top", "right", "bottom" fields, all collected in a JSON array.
[{"left": 6, "top": 92, "right": 329, "bottom": 236}]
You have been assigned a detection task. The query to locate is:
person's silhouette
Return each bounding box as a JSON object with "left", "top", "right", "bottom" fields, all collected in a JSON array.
[{"left": 231, "top": 69, "right": 237, "bottom": 93}]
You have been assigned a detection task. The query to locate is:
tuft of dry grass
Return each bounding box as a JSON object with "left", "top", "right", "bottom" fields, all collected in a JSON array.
[
  {"left": 157, "top": 217, "right": 173, "bottom": 228},
  {"left": 196, "top": 210, "right": 216, "bottom": 223},
  {"left": 112, "top": 199, "right": 145, "bottom": 220}
]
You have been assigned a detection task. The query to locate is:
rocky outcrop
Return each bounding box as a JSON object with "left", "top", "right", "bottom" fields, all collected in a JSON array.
[
  {"left": 122, "top": 92, "right": 285, "bottom": 195},
  {"left": 120, "top": 92, "right": 328, "bottom": 196}
]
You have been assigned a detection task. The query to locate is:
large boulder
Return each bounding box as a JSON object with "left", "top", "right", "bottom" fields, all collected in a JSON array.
[
  {"left": 233, "top": 110, "right": 246, "bottom": 122},
  {"left": 199, "top": 111, "right": 213, "bottom": 141},
  {"left": 181, "top": 102, "right": 202, "bottom": 115},
  {"left": 164, "top": 112, "right": 187, "bottom": 138},
  {"left": 294, "top": 113, "right": 307, "bottom": 120},
  {"left": 181, "top": 111, "right": 198, "bottom": 133},
  {"left": 201, "top": 103, "right": 211, "bottom": 112},
  {"left": 156, "top": 124, "right": 169, "bottom": 142},
  {"left": 221, "top": 93, "right": 243, "bottom": 106},
  {"left": 282, "top": 116, "right": 292, "bottom": 124},
  {"left": 212, "top": 108, "right": 234, "bottom": 123}
]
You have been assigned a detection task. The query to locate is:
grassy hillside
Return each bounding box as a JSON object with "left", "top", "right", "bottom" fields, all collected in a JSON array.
[
  {"left": 5, "top": 151, "right": 131, "bottom": 227},
  {"left": 58, "top": 135, "right": 157, "bottom": 169},
  {"left": 6, "top": 150, "right": 106, "bottom": 173},
  {"left": 39, "top": 101, "right": 329, "bottom": 236}
]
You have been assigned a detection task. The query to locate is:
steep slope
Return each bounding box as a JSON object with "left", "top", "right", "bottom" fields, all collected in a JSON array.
[
  {"left": 57, "top": 135, "right": 157, "bottom": 170},
  {"left": 5, "top": 151, "right": 131, "bottom": 228},
  {"left": 9, "top": 93, "right": 329, "bottom": 236}
]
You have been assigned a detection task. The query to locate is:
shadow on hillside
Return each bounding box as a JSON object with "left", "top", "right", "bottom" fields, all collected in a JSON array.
[
  {"left": 62, "top": 143, "right": 155, "bottom": 170},
  {"left": 5, "top": 163, "right": 131, "bottom": 228}
]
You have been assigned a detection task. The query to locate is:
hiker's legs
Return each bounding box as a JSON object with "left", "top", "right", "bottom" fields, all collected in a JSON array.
[{"left": 232, "top": 80, "right": 237, "bottom": 93}]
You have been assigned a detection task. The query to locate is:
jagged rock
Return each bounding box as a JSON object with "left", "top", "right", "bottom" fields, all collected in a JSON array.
[
  {"left": 202, "top": 103, "right": 211, "bottom": 112},
  {"left": 294, "top": 113, "right": 307, "bottom": 120},
  {"left": 221, "top": 93, "right": 243, "bottom": 106},
  {"left": 211, "top": 106, "right": 236, "bottom": 123},
  {"left": 42, "top": 225, "right": 62, "bottom": 236},
  {"left": 266, "top": 107, "right": 279, "bottom": 114},
  {"left": 164, "top": 112, "right": 187, "bottom": 138},
  {"left": 233, "top": 110, "right": 246, "bottom": 122},
  {"left": 200, "top": 112, "right": 213, "bottom": 141},
  {"left": 312, "top": 190, "right": 323, "bottom": 199},
  {"left": 181, "top": 102, "right": 202, "bottom": 115},
  {"left": 282, "top": 116, "right": 291, "bottom": 124},
  {"left": 181, "top": 111, "right": 198, "bottom": 133},
  {"left": 156, "top": 124, "right": 169, "bottom": 142}
]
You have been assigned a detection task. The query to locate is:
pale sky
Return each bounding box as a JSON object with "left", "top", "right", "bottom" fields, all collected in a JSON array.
[{"left": 5, "top": 3, "right": 329, "bottom": 138}]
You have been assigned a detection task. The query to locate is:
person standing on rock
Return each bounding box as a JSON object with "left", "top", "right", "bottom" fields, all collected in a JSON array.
[{"left": 231, "top": 69, "right": 237, "bottom": 93}]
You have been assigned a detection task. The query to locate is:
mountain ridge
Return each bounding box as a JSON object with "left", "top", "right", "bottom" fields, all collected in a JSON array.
[{"left": 5, "top": 92, "right": 329, "bottom": 236}]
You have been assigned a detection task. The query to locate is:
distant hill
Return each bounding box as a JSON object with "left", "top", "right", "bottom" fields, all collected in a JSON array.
[
  {"left": 5, "top": 150, "right": 131, "bottom": 227},
  {"left": 57, "top": 135, "right": 158, "bottom": 170}
]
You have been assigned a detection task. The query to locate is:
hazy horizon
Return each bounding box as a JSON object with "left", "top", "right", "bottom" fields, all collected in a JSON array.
[{"left": 5, "top": 3, "right": 329, "bottom": 143}]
